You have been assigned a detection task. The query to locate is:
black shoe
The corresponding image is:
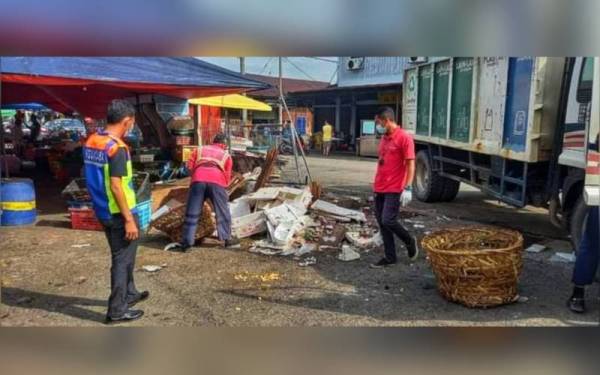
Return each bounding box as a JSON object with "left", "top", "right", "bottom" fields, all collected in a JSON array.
[
  {"left": 567, "top": 297, "right": 586, "bottom": 314},
  {"left": 225, "top": 238, "right": 241, "bottom": 249},
  {"left": 105, "top": 309, "right": 144, "bottom": 324},
  {"left": 370, "top": 258, "right": 396, "bottom": 269},
  {"left": 407, "top": 238, "right": 419, "bottom": 261},
  {"left": 128, "top": 291, "right": 149, "bottom": 307},
  {"left": 164, "top": 242, "right": 190, "bottom": 252}
]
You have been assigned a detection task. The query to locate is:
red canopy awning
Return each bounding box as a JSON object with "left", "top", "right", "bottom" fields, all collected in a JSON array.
[{"left": 0, "top": 57, "right": 269, "bottom": 118}]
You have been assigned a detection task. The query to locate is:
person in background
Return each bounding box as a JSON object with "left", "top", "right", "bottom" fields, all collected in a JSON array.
[
  {"left": 13, "top": 110, "right": 25, "bottom": 156},
  {"left": 370, "top": 107, "right": 419, "bottom": 268},
  {"left": 322, "top": 121, "right": 333, "bottom": 157},
  {"left": 30, "top": 114, "right": 41, "bottom": 143},
  {"left": 166, "top": 133, "right": 240, "bottom": 252},
  {"left": 83, "top": 99, "right": 148, "bottom": 324}
]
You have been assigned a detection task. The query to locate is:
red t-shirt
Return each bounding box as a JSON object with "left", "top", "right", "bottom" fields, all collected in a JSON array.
[
  {"left": 373, "top": 126, "right": 415, "bottom": 193},
  {"left": 187, "top": 144, "right": 233, "bottom": 188}
]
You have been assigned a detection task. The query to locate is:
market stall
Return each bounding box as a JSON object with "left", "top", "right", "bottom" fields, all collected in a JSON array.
[{"left": 0, "top": 57, "right": 270, "bottom": 228}]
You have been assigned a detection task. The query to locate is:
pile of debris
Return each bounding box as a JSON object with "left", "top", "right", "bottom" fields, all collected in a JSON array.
[
  {"left": 149, "top": 147, "right": 382, "bottom": 265},
  {"left": 230, "top": 185, "right": 383, "bottom": 265}
]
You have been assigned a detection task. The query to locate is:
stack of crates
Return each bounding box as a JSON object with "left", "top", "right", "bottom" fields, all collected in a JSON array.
[{"left": 63, "top": 172, "right": 152, "bottom": 233}]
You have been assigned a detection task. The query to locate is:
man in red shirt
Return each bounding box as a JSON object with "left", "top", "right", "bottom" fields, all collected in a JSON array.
[
  {"left": 370, "top": 107, "right": 419, "bottom": 268},
  {"left": 166, "top": 133, "right": 239, "bottom": 252}
]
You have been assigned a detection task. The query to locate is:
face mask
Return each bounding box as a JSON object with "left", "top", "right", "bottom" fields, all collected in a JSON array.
[{"left": 376, "top": 124, "right": 386, "bottom": 135}]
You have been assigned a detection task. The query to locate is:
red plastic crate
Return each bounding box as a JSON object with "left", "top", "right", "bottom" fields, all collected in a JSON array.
[{"left": 69, "top": 207, "right": 104, "bottom": 231}]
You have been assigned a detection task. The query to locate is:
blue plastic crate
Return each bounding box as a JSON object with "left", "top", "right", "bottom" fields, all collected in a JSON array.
[{"left": 135, "top": 200, "right": 152, "bottom": 232}]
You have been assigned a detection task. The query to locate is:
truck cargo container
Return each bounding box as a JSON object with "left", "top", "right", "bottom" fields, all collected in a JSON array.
[{"left": 403, "top": 57, "right": 599, "bottom": 248}]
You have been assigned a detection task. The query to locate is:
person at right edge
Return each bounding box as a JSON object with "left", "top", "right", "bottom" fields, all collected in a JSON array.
[
  {"left": 370, "top": 107, "right": 419, "bottom": 268},
  {"left": 83, "top": 100, "right": 148, "bottom": 324},
  {"left": 567, "top": 206, "right": 599, "bottom": 313}
]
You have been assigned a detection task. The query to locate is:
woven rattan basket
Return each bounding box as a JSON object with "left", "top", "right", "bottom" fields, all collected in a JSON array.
[
  {"left": 421, "top": 227, "right": 523, "bottom": 308},
  {"left": 151, "top": 202, "right": 216, "bottom": 242}
]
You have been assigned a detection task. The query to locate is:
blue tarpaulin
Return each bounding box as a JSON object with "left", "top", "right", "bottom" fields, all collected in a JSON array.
[
  {"left": 1, "top": 103, "right": 48, "bottom": 111},
  {"left": 0, "top": 57, "right": 269, "bottom": 117}
]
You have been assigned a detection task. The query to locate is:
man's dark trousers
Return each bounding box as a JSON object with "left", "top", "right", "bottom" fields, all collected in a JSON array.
[
  {"left": 101, "top": 214, "right": 142, "bottom": 318},
  {"left": 374, "top": 192, "right": 415, "bottom": 263},
  {"left": 182, "top": 182, "right": 231, "bottom": 247},
  {"left": 572, "top": 206, "right": 600, "bottom": 286}
]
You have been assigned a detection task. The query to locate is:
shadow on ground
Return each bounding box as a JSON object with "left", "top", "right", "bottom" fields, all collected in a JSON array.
[{"left": 2, "top": 287, "right": 106, "bottom": 323}]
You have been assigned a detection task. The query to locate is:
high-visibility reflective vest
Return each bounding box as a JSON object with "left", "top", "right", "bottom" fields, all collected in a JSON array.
[
  {"left": 83, "top": 131, "right": 137, "bottom": 221},
  {"left": 194, "top": 145, "right": 229, "bottom": 171}
]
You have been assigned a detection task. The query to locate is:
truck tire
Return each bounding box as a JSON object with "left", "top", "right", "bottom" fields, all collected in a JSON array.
[
  {"left": 440, "top": 179, "right": 460, "bottom": 202},
  {"left": 414, "top": 150, "right": 445, "bottom": 202},
  {"left": 569, "top": 196, "right": 588, "bottom": 252}
]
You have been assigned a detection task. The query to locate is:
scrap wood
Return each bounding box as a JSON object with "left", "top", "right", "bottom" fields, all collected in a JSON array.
[
  {"left": 253, "top": 147, "right": 278, "bottom": 192},
  {"left": 309, "top": 181, "right": 322, "bottom": 204},
  {"left": 151, "top": 179, "right": 190, "bottom": 212},
  {"left": 232, "top": 151, "right": 264, "bottom": 174},
  {"left": 227, "top": 173, "right": 247, "bottom": 199}
]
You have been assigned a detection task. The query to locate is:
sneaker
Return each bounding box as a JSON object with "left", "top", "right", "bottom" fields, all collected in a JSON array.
[
  {"left": 567, "top": 297, "right": 585, "bottom": 313},
  {"left": 225, "top": 238, "right": 241, "bottom": 249},
  {"left": 105, "top": 309, "right": 144, "bottom": 324},
  {"left": 407, "top": 237, "right": 419, "bottom": 261},
  {"left": 164, "top": 242, "right": 190, "bottom": 252},
  {"left": 370, "top": 258, "right": 396, "bottom": 269},
  {"left": 128, "top": 291, "right": 150, "bottom": 307}
]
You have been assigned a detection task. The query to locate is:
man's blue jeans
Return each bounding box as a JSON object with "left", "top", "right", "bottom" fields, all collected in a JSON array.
[
  {"left": 182, "top": 182, "right": 231, "bottom": 247},
  {"left": 572, "top": 206, "right": 600, "bottom": 286}
]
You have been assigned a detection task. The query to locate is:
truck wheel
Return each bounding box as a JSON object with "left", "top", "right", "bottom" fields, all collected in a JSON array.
[
  {"left": 440, "top": 179, "right": 460, "bottom": 202},
  {"left": 569, "top": 196, "right": 588, "bottom": 253},
  {"left": 414, "top": 150, "right": 445, "bottom": 202}
]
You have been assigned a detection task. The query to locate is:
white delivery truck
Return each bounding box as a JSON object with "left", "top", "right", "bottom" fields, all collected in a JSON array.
[{"left": 403, "top": 57, "right": 599, "bottom": 248}]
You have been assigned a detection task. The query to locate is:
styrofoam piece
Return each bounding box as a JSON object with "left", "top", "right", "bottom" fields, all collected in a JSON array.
[
  {"left": 247, "top": 187, "right": 281, "bottom": 201},
  {"left": 525, "top": 244, "right": 547, "bottom": 253},
  {"left": 549, "top": 252, "right": 576, "bottom": 263},
  {"left": 229, "top": 199, "right": 251, "bottom": 219},
  {"left": 338, "top": 245, "right": 360, "bottom": 261},
  {"left": 311, "top": 199, "right": 366, "bottom": 222},
  {"left": 265, "top": 202, "right": 306, "bottom": 227},
  {"left": 232, "top": 211, "right": 267, "bottom": 239}
]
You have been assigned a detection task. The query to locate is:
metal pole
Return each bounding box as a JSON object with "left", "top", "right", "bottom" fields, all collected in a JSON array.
[
  {"left": 278, "top": 57, "right": 283, "bottom": 123},
  {"left": 281, "top": 93, "right": 312, "bottom": 183},
  {"left": 225, "top": 109, "right": 231, "bottom": 152},
  {"left": 197, "top": 104, "right": 202, "bottom": 146},
  {"left": 240, "top": 57, "right": 248, "bottom": 127}
]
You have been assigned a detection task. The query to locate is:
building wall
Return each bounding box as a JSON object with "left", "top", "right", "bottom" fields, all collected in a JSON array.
[
  {"left": 338, "top": 57, "right": 411, "bottom": 87},
  {"left": 337, "top": 57, "right": 446, "bottom": 87}
]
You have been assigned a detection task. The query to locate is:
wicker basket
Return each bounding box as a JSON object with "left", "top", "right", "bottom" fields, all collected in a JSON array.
[
  {"left": 421, "top": 227, "right": 523, "bottom": 308},
  {"left": 151, "top": 202, "right": 216, "bottom": 242}
]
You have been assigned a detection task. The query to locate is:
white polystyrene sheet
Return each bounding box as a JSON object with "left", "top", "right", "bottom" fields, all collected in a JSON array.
[
  {"left": 311, "top": 200, "right": 366, "bottom": 222},
  {"left": 231, "top": 211, "right": 267, "bottom": 238}
]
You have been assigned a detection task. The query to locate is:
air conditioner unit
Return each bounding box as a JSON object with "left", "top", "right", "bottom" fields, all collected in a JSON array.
[
  {"left": 346, "top": 57, "right": 365, "bottom": 71},
  {"left": 409, "top": 56, "right": 428, "bottom": 64}
]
